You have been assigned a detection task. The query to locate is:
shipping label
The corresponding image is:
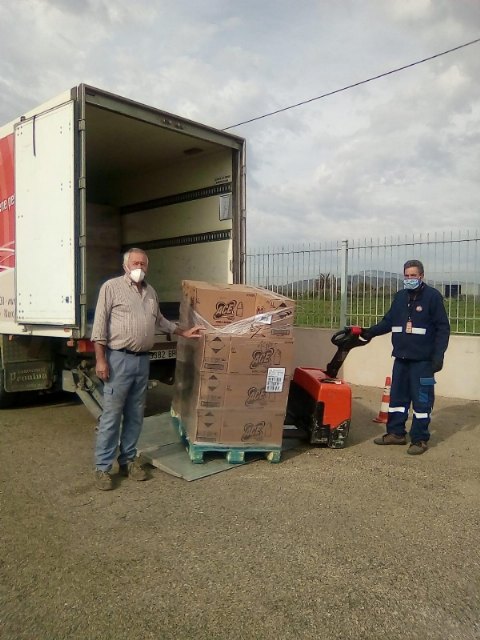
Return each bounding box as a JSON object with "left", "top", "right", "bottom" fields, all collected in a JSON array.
[{"left": 265, "top": 367, "right": 286, "bottom": 392}]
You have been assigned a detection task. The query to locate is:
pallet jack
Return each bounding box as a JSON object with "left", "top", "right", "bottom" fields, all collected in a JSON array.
[{"left": 284, "top": 326, "right": 369, "bottom": 449}]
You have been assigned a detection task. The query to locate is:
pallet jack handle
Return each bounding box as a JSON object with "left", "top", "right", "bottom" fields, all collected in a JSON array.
[{"left": 325, "top": 325, "right": 370, "bottom": 379}]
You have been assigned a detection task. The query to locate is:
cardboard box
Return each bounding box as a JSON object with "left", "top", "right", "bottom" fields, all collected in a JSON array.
[
  {"left": 254, "top": 289, "right": 295, "bottom": 317},
  {"left": 174, "top": 369, "right": 291, "bottom": 445},
  {"left": 185, "top": 409, "right": 223, "bottom": 443},
  {"left": 228, "top": 337, "right": 294, "bottom": 376},
  {"left": 224, "top": 372, "right": 290, "bottom": 411},
  {"left": 220, "top": 410, "right": 286, "bottom": 447},
  {"left": 182, "top": 281, "right": 258, "bottom": 327},
  {"left": 197, "top": 372, "right": 227, "bottom": 408},
  {"left": 180, "top": 281, "right": 296, "bottom": 332},
  {"left": 176, "top": 333, "right": 231, "bottom": 374},
  {"left": 183, "top": 408, "right": 286, "bottom": 447},
  {"left": 241, "top": 314, "right": 295, "bottom": 340},
  {"left": 200, "top": 334, "right": 231, "bottom": 371},
  {"left": 177, "top": 332, "right": 294, "bottom": 376},
  {"left": 172, "top": 335, "right": 221, "bottom": 420},
  {"left": 170, "top": 349, "right": 195, "bottom": 419},
  {"left": 86, "top": 203, "right": 122, "bottom": 319},
  {"left": 176, "top": 368, "right": 290, "bottom": 413}
]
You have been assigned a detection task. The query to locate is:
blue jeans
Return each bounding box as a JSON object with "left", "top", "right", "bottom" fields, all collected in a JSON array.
[
  {"left": 95, "top": 349, "right": 150, "bottom": 471},
  {"left": 387, "top": 359, "right": 435, "bottom": 443}
]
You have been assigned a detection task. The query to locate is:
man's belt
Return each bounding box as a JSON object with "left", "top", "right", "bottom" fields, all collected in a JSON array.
[{"left": 108, "top": 347, "right": 151, "bottom": 356}]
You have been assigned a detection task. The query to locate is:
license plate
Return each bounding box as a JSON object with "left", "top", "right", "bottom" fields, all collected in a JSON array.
[{"left": 150, "top": 348, "right": 177, "bottom": 360}]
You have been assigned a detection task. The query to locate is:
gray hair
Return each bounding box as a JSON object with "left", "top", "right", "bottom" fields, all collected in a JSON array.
[
  {"left": 123, "top": 248, "right": 148, "bottom": 266},
  {"left": 403, "top": 259, "right": 424, "bottom": 275}
]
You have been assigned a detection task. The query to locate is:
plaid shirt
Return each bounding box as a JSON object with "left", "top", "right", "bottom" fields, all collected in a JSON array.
[{"left": 91, "top": 275, "right": 177, "bottom": 351}]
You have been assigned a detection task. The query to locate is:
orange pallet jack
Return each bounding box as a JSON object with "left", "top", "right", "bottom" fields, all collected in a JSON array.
[{"left": 284, "top": 326, "right": 369, "bottom": 448}]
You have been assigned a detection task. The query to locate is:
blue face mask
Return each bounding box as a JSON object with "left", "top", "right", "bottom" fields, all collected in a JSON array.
[{"left": 404, "top": 278, "right": 421, "bottom": 290}]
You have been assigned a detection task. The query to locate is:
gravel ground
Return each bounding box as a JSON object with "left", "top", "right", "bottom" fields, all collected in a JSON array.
[{"left": 1, "top": 384, "right": 480, "bottom": 640}]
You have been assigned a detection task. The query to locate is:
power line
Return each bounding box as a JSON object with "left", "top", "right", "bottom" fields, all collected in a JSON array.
[{"left": 222, "top": 37, "right": 480, "bottom": 130}]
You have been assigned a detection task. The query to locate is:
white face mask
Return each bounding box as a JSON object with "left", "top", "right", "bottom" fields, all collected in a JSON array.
[{"left": 128, "top": 268, "right": 145, "bottom": 283}]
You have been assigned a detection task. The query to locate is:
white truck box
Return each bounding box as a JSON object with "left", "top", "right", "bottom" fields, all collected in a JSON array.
[{"left": 0, "top": 84, "right": 246, "bottom": 414}]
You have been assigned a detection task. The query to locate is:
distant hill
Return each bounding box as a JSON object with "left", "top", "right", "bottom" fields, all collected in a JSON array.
[{"left": 269, "top": 270, "right": 404, "bottom": 296}]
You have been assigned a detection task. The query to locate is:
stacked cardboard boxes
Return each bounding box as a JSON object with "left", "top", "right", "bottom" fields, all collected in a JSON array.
[{"left": 173, "top": 281, "right": 296, "bottom": 448}]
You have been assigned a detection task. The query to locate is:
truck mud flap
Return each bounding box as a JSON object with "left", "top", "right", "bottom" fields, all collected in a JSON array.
[{"left": 4, "top": 361, "right": 54, "bottom": 392}]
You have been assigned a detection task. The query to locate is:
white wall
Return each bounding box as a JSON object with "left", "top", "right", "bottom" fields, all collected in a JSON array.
[{"left": 293, "top": 327, "right": 480, "bottom": 401}]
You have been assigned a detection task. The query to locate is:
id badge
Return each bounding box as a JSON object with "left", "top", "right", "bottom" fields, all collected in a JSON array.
[{"left": 406, "top": 321, "right": 413, "bottom": 334}]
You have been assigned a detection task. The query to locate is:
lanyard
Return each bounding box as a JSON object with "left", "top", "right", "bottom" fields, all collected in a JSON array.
[{"left": 407, "top": 284, "right": 424, "bottom": 321}]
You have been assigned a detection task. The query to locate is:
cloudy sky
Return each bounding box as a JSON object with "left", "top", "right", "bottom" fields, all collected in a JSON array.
[{"left": 1, "top": 0, "right": 479, "bottom": 247}]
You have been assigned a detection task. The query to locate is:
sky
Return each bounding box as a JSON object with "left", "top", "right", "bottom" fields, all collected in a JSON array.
[{"left": 0, "top": 0, "right": 479, "bottom": 248}]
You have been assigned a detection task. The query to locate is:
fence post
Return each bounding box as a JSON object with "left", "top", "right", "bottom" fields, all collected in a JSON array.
[{"left": 340, "top": 239, "right": 348, "bottom": 328}]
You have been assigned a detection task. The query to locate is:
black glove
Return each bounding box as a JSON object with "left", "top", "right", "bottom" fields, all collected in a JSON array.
[
  {"left": 360, "top": 328, "right": 372, "bottom": 343},
  {"left": 432, "top": 359, "right": 443, "bottom": 373}
]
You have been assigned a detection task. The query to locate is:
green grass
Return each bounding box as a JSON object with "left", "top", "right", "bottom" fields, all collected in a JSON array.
[{"left": 293, "top": 295, "right": 480, "bottom": 335}]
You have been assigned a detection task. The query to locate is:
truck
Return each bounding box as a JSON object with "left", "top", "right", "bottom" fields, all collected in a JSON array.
[{"left": 0, "top": 84, "right": 246, "bottom": 417}]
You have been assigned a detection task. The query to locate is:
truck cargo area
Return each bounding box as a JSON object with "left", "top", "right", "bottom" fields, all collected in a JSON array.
[{"left": 82, "top": 89, "right": 244, "bottom": 334}]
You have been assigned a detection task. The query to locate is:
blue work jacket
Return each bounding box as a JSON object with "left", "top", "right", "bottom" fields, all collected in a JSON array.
[{"left": 367, "top": 283, "right": 450, "bottom": 362}]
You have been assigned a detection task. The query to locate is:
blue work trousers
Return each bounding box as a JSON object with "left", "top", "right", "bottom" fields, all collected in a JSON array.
[
  {"left": 387, "top": 359, "right": 435, "bottom": 443},
  {"left": 95, "top": 349, "right": 150, "bottom": 471}
]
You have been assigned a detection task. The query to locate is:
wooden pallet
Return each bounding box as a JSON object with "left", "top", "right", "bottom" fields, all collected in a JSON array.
[{"left": 171, "top": 414, "right": 282, "bottom": 464}]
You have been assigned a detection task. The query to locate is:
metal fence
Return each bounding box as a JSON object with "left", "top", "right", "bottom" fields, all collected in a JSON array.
[{"left": 246, "top": 230, "right": 480, "bottom": 335}]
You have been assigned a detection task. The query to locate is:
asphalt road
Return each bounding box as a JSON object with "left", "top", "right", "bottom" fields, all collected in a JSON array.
[{"left": 1, "top": 385, "right": 480, "bottom": 640}]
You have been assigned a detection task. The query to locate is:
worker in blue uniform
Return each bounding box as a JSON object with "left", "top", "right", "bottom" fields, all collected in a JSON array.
[{"left": 361, "top": 260, "right": 450, "bottom": 455}]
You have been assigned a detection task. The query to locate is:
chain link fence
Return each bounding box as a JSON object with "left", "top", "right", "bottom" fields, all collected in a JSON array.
[{"left": 246, "top": 230, "right": 480, "bottom": 335}]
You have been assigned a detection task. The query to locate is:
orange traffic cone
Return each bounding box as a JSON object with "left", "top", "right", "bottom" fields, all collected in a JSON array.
[{"left": 373, "top": 376, "right": 391, "bottom": 424}]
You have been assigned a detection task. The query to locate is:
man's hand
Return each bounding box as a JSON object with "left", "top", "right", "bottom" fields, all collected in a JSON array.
[
  {"left": 177, "top": 325, "right": 205, "bottom": 339},
  {"left": 432, "top": 359, "right": 443, "bottom": 373},
  {"left": 95, "top": 358, "right": 110, "bottom": 381},
  {"left": 360, "top": 328, "right": 372, "bottom": 343},
  {"left": 93, "top": 343, "right": 109, "bottom": 381}
]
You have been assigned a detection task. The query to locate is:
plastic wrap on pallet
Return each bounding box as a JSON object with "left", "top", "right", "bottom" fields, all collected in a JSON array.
[
  {"left": 180, "top": 280, "right": 296, "bottom": 334},
  {"left": 182, "top": 306, "right": 294, "bottom": 337}
]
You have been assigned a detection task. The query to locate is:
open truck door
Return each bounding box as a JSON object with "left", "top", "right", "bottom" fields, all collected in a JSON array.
[
  {"left": 15, "top": 100, "right": 77, "bottom": 326},
  {"left": 0, "top": 99, "right": 78, "bottom": 406}
]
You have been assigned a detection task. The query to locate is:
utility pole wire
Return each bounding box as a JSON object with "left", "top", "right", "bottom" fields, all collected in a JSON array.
[{"left": 222, "top": 37, "right": 480, "bottom": 130}]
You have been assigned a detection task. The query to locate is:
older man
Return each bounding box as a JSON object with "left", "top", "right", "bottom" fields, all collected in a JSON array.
[{"left": 91, "top": 248, "right": 202, "bottom": 490}]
